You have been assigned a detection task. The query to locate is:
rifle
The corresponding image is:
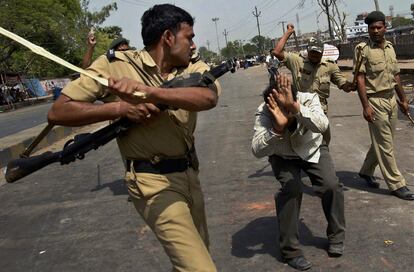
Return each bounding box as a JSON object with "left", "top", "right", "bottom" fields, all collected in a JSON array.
[{"left": 5, "top": 60, "right": 235, "bottom": 183}]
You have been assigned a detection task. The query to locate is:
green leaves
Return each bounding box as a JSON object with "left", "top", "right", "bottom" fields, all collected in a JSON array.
[{"left": 0, "top": 0, "right": 120, "bottom": 77}]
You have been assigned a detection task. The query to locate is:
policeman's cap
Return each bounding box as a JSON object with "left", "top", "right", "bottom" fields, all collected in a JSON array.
[
  {"left": 109, "top": 37, "right": 129, "bottom": 50},
  {"left": 307, "top": 37, "right": 324, "bottom": 54},
  {"left": 364, "top": 11, "right": 386, "bottom": 26}
]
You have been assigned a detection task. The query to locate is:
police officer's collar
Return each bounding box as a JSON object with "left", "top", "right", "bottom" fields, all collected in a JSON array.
[
  {"left": 368, "top": 38, "right": 392, "bottom": 48},
  {"left": 304, "top": 57, "right": 327, "bottom": 66},
  {"left": 139, "top": 49, "right": 179, "bottom": 78},
  {"left": 139, "top": 49, "right": 157, "bottom": 68}
]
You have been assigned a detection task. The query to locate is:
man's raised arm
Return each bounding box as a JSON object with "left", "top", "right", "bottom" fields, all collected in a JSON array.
[{"left": 273, "top": 23, "right": 295, "bottom": 61}]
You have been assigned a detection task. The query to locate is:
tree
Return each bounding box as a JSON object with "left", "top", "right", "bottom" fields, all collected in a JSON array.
[
  {"left": 317, "top": 0, "right": 348, "bottom": 42},
  {"left": 220, "top": 41, "right": 241, "bottom": 58},
  {"left": 250, "top": 35, "right": 274, "bottom": 53},
  {"left": 0, "top": 0, "right": 119, "bottom": 77},
  {"left": 392, "top": 17, "right": 414, "bottom": 28},
  {"left": 199, "top": 46, "right": 218, "bottom": 63}
]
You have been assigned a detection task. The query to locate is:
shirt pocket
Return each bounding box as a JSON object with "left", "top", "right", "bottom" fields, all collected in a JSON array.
[{"left": 368, "top": 57, "right": 386, "bottom": 74}]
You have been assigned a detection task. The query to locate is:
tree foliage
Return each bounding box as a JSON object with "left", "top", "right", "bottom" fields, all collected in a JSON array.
[
  {"left": 0, "top": 0, "right": 119, "bottom": 77},
  {"left": 218, "top": 38, "right": 273, "bottom": 60},
  {"left": 392, "top": 17, "right": 414, "bottom": 28},
  {"left": 199, "top": 46, "right": 219, "bottom": 63}
]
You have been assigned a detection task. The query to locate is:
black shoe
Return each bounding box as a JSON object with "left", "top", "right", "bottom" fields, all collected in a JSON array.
[
  {"left": 328, "top": 242, "right": 344, "bottom": 257},
  {"left": 391, "top": 186, "right": 414, "bottom": 200},
  {"left": 285, "top": 256, "right": 312, "bottom": 271},
  {"left": 359, "top": 174, "right": 380, "bottom": 188}
]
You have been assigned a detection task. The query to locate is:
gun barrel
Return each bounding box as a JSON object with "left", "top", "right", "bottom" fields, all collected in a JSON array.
[{"left": 5, "top": 151, "right": 61, "bottom": 183}]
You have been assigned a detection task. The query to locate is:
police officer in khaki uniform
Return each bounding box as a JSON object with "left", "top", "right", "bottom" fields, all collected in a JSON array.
[
  {"left": 354, "top": 11, "right": 414, "bottom": 200},
  {"left": 273, "top": 24, "right": 356, "bottom": 144},
  {"left": 48, "top": 4, "right": 221, "bottom": 271}
]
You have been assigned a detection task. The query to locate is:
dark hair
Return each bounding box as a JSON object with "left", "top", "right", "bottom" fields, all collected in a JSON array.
[
  {"left": 141, "top": 4, "right": 194, "bottom": 48},
  {"left": 262, "top": 85, "right": 272, "bottom": 104}
]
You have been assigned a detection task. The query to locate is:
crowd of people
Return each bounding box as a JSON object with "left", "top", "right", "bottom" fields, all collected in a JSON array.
[{"left": 0, "top": 84, "right": 34, "bottom": 110}]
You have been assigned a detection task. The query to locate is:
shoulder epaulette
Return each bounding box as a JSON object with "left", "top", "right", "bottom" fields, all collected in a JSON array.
[
  {"left": 106, "top": 49, "right": 116, "bottom": 62},
  {"left": 356, "top": 42, "right": 368, "bottom": 50}
]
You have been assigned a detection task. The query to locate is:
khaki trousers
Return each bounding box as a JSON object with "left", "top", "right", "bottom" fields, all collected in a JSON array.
[
  {"left": 125, "top": 168, "right": 216, "bottom": 272},
  {"left": 359, "top": 91, "right": 406, "bottom": 191}
]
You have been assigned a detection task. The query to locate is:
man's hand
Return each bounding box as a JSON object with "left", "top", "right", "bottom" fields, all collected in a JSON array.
[
  {"left": 87, "top": 33, "right": 96, "bottom": 48},
  {"left": 287, "top": 23, "right": 295, "bottom": 34},
  {"left": 108, "top": 77, "right": 152, "bottom": 104},
  {"left": 363, "top": 105, "right": 375, "bottom": 122},
  {"left": 267, "top": 91, "right": 289, "bottom": 134},
  {"left": 341, "top": 81, "right": 357, "bottom": 93},
  {"left": 274, "top": 73, "right": 299, "bottom": 114},
  {"left": 397, "top": 99, "right": 409, "bottom": 116},
  {"left": 119, "top": 101, "right": 160, "bottom": 124}
]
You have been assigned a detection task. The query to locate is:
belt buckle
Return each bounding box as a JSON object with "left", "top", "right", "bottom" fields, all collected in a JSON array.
[{"left": 150, "top": 155, "right": 161, "bottom": 165}]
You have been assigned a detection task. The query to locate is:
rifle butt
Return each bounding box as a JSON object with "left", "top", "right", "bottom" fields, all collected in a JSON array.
[{"left": 5, "top": 151, "right": 61, "bottom": 183}]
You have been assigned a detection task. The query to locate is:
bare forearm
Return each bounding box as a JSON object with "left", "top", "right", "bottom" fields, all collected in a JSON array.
[
  {"left": 147, "top": 86, "right": 218, "bottom": 111},
  {"left": 273, "top": 31, "right": 293, "bottom": 61},
  {"left": 394, "top": 74, "right": 407, "bottom": 102},
  {"left": 48, "top": 95, "right": 123, "bottom": 126},
  {"left": 356, "top": 73, "right": 369, "bottom": 108},
  {"left": 81, "top": 46, "right": 95, "bottom": 68}
]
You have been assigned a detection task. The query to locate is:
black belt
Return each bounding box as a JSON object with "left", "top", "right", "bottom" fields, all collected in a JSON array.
[{"left": 126, "top": 157, "right": 191, "bottom": 174}]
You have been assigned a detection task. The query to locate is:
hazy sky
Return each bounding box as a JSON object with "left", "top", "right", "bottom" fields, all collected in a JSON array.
[{"left": 90, "top": 0, "right": 412, "bottom": 51}]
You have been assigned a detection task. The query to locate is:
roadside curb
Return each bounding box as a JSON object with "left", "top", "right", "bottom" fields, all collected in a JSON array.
[
  {"left": 0, "top": 125, "right": 80, "bottom": 169},
  {"left": 0, "top": 95, "right": 53, "bottom": 113}
]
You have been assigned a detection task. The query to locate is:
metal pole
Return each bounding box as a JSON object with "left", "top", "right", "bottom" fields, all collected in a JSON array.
[
  {"left": 322, "top": 0, "right": 334, "bottom": 43},
  {"left": 253, "top": 6, "right": 262, "bottom": 53},
  {"left": 212, "top": 17, "right": 221, "bottom": 54},
  {"left": 223, "top": 29, "right": 229, "bottom": 48},
  {"left": 239, "top": 40, "right": 245, "bottom": 58},
  {"left": 374, "top": 0, "right": 380, "bottom": 11}
]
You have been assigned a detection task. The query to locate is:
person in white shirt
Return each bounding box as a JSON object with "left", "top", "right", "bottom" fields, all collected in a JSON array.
[{"left": 251, "top": 73, "right": 345, "bottom": 271}]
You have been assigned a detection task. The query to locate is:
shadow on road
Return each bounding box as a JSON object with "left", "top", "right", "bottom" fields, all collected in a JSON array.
[
  {"left": 91, "top": 179, "right": 128, "bottom": 195},
  {"left": 336, "top": 171, "right": 390, "bottom": 196},
  {"left": 231, "top": 216, "right": 327, "bottom": 262},
  {"left": 247, "top": 163, "right": 274, "bottom": 178}
]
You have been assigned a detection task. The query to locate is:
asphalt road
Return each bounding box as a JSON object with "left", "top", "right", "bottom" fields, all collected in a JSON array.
[
  {"left": 0, "top": 102, "right": 52, "bottom": 138},
  {"left": 0, "top": 65, "right": 413, "bottom": 272}
]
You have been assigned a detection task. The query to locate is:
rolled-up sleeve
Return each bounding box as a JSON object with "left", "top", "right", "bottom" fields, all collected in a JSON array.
[{"left": 61, "top": 55, "right": 110, "bottom": 102}]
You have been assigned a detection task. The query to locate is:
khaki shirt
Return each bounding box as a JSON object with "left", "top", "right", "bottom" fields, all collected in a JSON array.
[
  {"left": 62, "top": 49, "right": 221, "bottom": 160},
  {"left": 355, "top": 39, "right": 399, "bottom": 94},
  {"left": 284, "top": 52, "right": 347, "bottom": 111}
]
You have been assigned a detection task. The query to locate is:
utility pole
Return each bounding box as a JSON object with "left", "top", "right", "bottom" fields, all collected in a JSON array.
[
  {"left": 296, "top": 13, "right": 301, "bottom": 36},
  {"left": 389, "top": 5, "right": 394, "bottom": 17},
  {"left": 374, "top": 0, "right": 380, "bottom": 11},
  {"left": 321, "top": 0, "right": 334, "bottom": 43},
  {"left": 278, "top": 21, "right": 287, "bottom": 35},
  {"left": 206, "top": 40, "right": 210, "bottom": 51},
  {"left": 211, "top": 17, "right": 221, "bottom": 54},
  {"left": 223, "top": 29, "right": 229, "bottom": 48},
  {"left": 252, "top": 6, "right": 262, "bottom": 53},
  {"left": 239, "top": 40, "right": 245, "bottom": 58}
]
